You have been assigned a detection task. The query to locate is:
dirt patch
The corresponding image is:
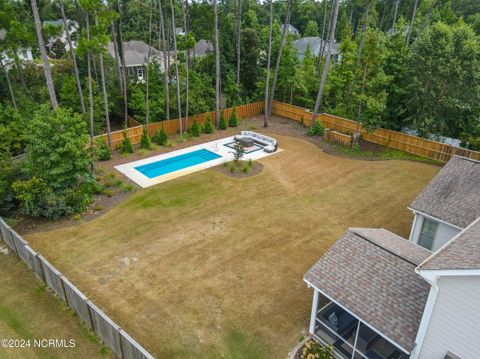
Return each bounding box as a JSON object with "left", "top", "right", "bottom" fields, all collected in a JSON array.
[{"left": 213, "top": 161, "right": 264, "bottom": 178}]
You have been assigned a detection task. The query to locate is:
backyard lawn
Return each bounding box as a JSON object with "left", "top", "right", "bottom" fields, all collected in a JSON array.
[
  {"left": 0, "top": 249, "right": 114, "bottom": 359},
  {"left": 25, "top": 134, "right": 439, "bottom": 358}
]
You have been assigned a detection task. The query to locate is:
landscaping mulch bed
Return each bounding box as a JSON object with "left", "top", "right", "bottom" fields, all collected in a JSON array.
[
  {"left": 16, "top": 183, "right": 135, "bottom": 236},
  {"left": 213, "top": 161, "right": 264, "bottom": 178}
]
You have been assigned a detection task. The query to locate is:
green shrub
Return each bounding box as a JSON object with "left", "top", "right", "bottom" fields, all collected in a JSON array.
[
  {"left": 95, "top": 138, "right": 111, "bottom": 161},
  {"left": 12, "top": 177, "right": 92, "bottom": 219},
  {"left": 307, "top": 120, "right": 324, "bottom": 136},
  {"left": 190, "top": 118, "right": 201, "bottom": 137},
  {"left": 203, "top": 114, "right": 214, "bottom": 134},
  {"left": 140, "top": 127, "right": 152, "bottom": 150},
  {"left": 229, "top": 108, "right": 239, "bottom": 127},
  {"left": 218, "top": 111, "right": 227, "bottom": 130},
  {"left": 120, "top": 131, "right": 134, "bottom": 154},
  {"left": 120, "top": 183, "right": 134, "bottom": 192},
  {"left": 152, "top": 127, "right": 168, "bottom": 145}
]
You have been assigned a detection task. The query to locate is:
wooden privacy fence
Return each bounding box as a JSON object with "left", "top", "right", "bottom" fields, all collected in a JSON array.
[
  {"left": 271, "top": 101, "right": 480, "bottom": 163},
  {"left": 0, "top": 217, "right": 154, "bottom": 359},
  {"left": 95, "top": 101, "right": 264, "bottom": 150}
]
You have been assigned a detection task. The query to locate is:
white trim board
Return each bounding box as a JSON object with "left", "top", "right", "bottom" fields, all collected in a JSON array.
[{"left": 115, "top": 136, "right": 283, "bottom": 188}]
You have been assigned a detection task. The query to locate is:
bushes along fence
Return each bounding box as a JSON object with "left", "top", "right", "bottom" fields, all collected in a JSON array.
[{"left": 95, "top": 101, "right": 264, "bottom": 150}]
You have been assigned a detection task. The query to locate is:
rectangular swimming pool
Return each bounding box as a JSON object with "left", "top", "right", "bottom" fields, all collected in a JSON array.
[{"left": 135, "top": 148, "right": 222, "bottom": 179}]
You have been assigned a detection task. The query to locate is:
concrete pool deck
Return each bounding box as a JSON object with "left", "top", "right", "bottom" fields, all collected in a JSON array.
[{"left": 115, "top": 136, "right": 283, "bottom": 188}]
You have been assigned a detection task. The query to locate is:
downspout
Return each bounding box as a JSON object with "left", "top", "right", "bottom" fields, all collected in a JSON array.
[{"left": 411, "top": 274, "right": 439, "bottom": 359}]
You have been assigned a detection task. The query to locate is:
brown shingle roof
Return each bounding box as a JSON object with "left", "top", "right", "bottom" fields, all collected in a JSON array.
[
  {"left": 410, "top": 156, "right": 480, "bottom": 229},
  {"left": 419, "top": 217, "right": 480, "bottom": 271},
  {"left": 304, "top": 228, "right": 431, "bottom": 352}
]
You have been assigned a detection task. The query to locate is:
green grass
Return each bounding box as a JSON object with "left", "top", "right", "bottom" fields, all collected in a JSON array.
[{"left": 0, "top": 252, "right": 114, "bottom": 359}]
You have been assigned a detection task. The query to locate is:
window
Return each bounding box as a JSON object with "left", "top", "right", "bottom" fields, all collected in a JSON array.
[
  {"left": 418, "top": 218, "right": 438, "bottom": 250},
  {"left": 136, "top": 67, "right": 144, "bottom": 79}
]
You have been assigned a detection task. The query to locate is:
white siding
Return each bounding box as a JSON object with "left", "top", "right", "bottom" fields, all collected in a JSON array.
[
  {"left": 409, "top": 214, "right": 461, "bottom": 251},
  {"left": 419, "top": 276, "right": 480, "bottom": 359}
]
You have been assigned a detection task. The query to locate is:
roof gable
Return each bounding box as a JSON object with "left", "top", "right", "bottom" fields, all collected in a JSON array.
[
  {"left": 410, "top": 156, "right": 480, "bottom": 228},
  {"left": 419, "top": 217, "right": 480, "bottom": 271}
]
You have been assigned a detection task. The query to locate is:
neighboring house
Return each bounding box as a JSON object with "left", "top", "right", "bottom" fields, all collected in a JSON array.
[
  {"left": 107, "top": 40, "right": 172, "bottom": 81},
  {"left": 0, "top": 28, "right": 34, "bottom": 68},
  {"left": 44, "top": 19, "right": 79, "bottom": 52},
  {"left": 193, "top": 39, "right": 213, "bottom": 57},
  {"left": 408, "top": 156, "right": 480, "bottom": 251},
  {"left": 282, "top": 24, "right": 300, "bottom": 37},
  {"left": 292, "top": 36, "right": 341, "bottom": 62},
  {"left": 304, "top": 223, "right": 480, "bottom": 359}
]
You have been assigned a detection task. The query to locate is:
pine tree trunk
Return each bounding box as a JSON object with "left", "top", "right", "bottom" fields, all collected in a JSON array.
[
  {"left": 60, "top": 0, "right": 85, "bottom": 115},
  {"left": 214, "top": 0, "right": 221, "bottom": 126},
  {"left": 267, "top": 0, "right": 292, "bottom": 119},
  {"left": 1, "top": 60, "right": 17, "bottom": 110},
  {"left": 347, "top": 0, "right": 372, "bottom": 100},
  {"left": 406, "top": 0, "right": 419, "bottom": 47},
  {"left": 419, "top": 0, "right": 437, "bottom": 35},
  {"left": 95, "top": 14, "right": 113, "bottom": 151},
  {"left": 318, "top": 0, "right": 333, "bottom": 74},
  {"left": 158, "top": 0, "right": 170, "bottom": 120},
  {"left": 311, "top": 0, "right": 340, "bottom": 128},
  {"left": 183, "top": 0, "right": 190, "bottom": 130},
  {"left": 263, "top": 0, "right": 273, "bottom": 127},
  {"left": 31, "top": 0, "right": 58, "bottom": 109},
  {"left": 236, "top": 0, "right": 242, "bottom": 86},
  {"left": 392, "top": 0, "right": 401, "bottom": 29},
  {"left": 146, "top": 0, "right": 153, "bottom": 129},
  {"left": 353, "top": 63, "right": 368, "bottom": 147},
  {"left": 111, "top": 23, "right": 124, "bottom": 99},
  {"left": 116, "top": 1, "right": 128, "bottom": 127},
  {"left": 13, "top": 51, "right": 26, "bottom": 88},
  {"left": 85, "top": 13, "right": 95, "bottom": 144},
  {"left": 170, "top": 0, "right": 183, "bottom": 134},
  {"left": 317, "top": 0, "right": 329, "bottom": 74}
]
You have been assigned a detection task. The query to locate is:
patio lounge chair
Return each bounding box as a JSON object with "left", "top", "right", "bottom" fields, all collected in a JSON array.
[
  {"left": 321, "top": 305, "right": 357, "bottom": 337},
  {"left": 233, "top": 131, "right": 278, "bottom": 152}
]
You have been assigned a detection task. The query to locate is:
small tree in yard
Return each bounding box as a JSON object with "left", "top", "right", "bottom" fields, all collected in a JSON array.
[
  {"left": 120, "top": 130, "right": 134, "bottom": 154},
  {"left": 12, "top": 106, "right": 93, "bottom": 219},
  {"left": 218, "top": 110, "right": 227, "bottom": 130},
  {"left": 95, "top": 138, "right": 111, "bottom": 161},
  {"left": 190, "top": 118, "right": 201, "bottom": 137},
  {"left": 307, "top": 120, "right": 324, "bottom": 136},
  {"left": 203, "top": 113, "right": 214, "bottom": 134},
  {"left": 140, "top": 127, "right": 152, "bottom": 150},
  {"left": 229, "top": 108, "right": 239, "bottom": 127},
  {"left": 231, "top": 143, "right": 244, "bottom": 162},
  {"left": 152, "top": 127, "right": 168, "bottom": 145}
]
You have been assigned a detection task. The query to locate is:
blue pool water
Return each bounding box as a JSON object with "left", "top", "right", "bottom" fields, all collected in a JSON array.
[{"left": 135, "top": 148, "right": 222, "bottom": 179}]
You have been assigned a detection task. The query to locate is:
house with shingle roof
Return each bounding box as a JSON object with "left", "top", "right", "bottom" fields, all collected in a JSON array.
[
  {"left": 292, "top": 36, "right": 341, "bottom": 62},
  {"left": 107, "top": 40, "right": 173, "bottom": 81},
  {"left": 303, "top": 156, "right": 480, "bottom": 359},
  {"left": 408, "top": 156, "right": 480, "bottom": 251}
]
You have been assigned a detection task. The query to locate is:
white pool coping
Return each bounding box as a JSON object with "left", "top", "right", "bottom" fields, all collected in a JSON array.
[{"left": 115, "top": 136, "right": 283, "bottom": 188}]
